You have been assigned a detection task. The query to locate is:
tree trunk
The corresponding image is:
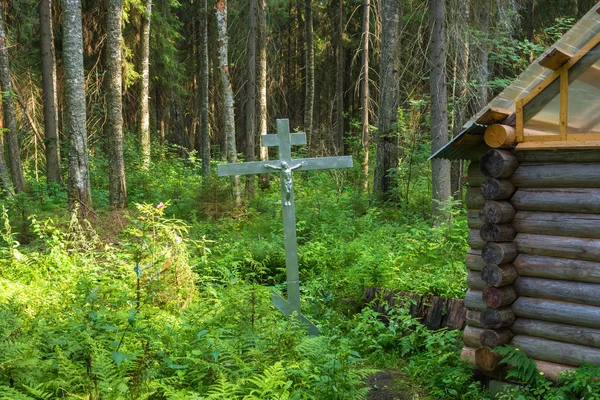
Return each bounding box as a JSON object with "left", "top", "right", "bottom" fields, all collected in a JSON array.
[
  {"left": 304, "top": 0, "right": 315, "bottom": 151},
  {"left": 198, "top": 0, "right": 210, "bottom": 175},
  {"left": 106, "top": 0, "right": 127, "bottom": 208},
  {"left": 475, "top": 0, "right": 489, "bottom": 109},
  {"left": 372, "top": 0, "right": 401, "bottom": 199},
  {"left": 526, "top": 0, "right": 534, "bottom": 43},
  {"left": 216, "top": 0, "right": 240, "bottom": 206},
  {"left": 450, "top": 0, "right": 469, "bottom": 199},
  {"left": 0, "top": 3, "right": 25, "bottom": 193},
  {"left": 335, "top": 0, "right": 344, "bottom": 155},
  {"left": 139, "top": 0, "right": 152, "bottom": 169},
  {"left": 360, "top": 0, "right": 370, "bottom": 190},
  {"left": 257, "top": 0, "right": 269, "bottom": 187},
  {"left": 429, "top": 0, "right": 451, "bottom": 220},
  {"left": 62, "top": 0, "right": 92, "bottom": 216},
  {"left": 246, "top": 0, "right": 257, "bottom": 196},
  {"left": 40, "top": 0, "right": 62, "bottom": 184}
]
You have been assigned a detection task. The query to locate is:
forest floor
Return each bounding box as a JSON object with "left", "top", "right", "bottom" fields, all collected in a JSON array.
[{"left": 367, "top": 368, "right": 427, "bottom": 400}]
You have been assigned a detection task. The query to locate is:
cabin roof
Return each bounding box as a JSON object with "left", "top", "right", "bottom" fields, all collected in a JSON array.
[{"left": 432, "top": 2, "right": 600, "bottom": 160}]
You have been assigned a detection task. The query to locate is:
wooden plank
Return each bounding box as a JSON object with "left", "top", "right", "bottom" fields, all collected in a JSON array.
[
  {"left": 511, "top": 335, "right": 600, "bottom": 367},
  {"left": 513, "top": 211, "right": 600, "bottom": 239},
  {"left": 516, "top": 140, "right": 600, "bottom": 150},
  {"left": 559, "top": 66, "right": 568, "bottom": 140},
  {"left": 539, "top": 48, "right": 571, "bottom": 70},
  {"left": 514, "top": 254, "right": 600, "bottom": 284},
  {"left": 515, "top": 233, "right": 600, "bottom": 262},
  {"left": 512, "top": 318, "right": 600, "bottom": 348},
  {"left": 512, "top": 297, "right": 600, "bottom": 329},
  {"left": 511, "top": 188, "right": 600, "bottom": 213},
  {"left": 514, "top": 276, "right": 600, "bottom": 306},
  {"left": 516, "top": 99, "right": 524, "bottom": 142}
]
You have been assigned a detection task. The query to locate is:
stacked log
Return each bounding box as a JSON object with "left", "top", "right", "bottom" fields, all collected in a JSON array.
[
  {"left": 461, "top": 162, "right": 488, "bottom": 360},
  {"left": 477, "top": 150, "right": 518, "bottom": 370},
  {"left": 462, "top": 150, "right": 520, "bottom": 371},
  {"left": 504, "top": 158, "right": 600, "bottom": 372}
]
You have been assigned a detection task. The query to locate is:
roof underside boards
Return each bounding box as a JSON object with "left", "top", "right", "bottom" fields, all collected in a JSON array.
[
  {"left": 431, "top": 2, "right": 600, "bottom": 160},
  {"left": 429, "top": 122, "right": 488, "bottom": 160}
]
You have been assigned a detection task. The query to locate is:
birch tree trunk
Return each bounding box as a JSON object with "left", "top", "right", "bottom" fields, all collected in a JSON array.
[
  {"left": 429, "top": 0, "right": 451, "bottom": 221},
  {"left": 335, "top": 0, "right": 344, "bottom": 155},
  {"left": 360, "top": 0, "right": 370, "bottom": 190},
  {"left": 304, "top": 0, "right": 314, "bottom": 151},
  {"left": 246, "top": 0, "right": 257, "bottom": 195},
  {"left": 40, "top": 0, "right": 61, "bottom": 184},
  {"left": 0, "top": 4, "right": 25, "bottom": 193},
  {"left": 215, "top": 0, "right": 241, "bottom": 206},
  {"left": 139, "top": 0, "right": 152, "bottom": 170},
  {"left": 373, "top": 0, "right": 401, "bottom": 200},
  {"left": 199, "top": 0, "right": 210, "bottom": 175},
  {"left": 257, "top": 0, "right": 269, "bottom": 188},
  {"left": 62, "top": 0, "right": 92, "bottom": 216},
  {"left": 106, "top": 0, "right": 127, "bottom": 208}
]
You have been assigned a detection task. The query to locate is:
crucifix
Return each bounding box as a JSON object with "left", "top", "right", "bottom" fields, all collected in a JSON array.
[{"left": 218, "top": 119, "right": 353, "bottom": 335}]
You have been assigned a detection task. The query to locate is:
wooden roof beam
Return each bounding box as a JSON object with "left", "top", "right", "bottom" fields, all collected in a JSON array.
[
  {"left": 476, "top": 107, "right": 511, "bottom": 125},
  {"left": 539, "top": 48, "right": 572, "bottom": 70}
]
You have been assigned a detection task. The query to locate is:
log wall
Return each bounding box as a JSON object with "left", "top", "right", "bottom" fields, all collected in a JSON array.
[{"left": 461, "top": 148, "right": 600, "bottom": 379}]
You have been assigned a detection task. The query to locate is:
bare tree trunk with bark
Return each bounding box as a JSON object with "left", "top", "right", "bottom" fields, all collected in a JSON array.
[
  {"left": 246, "top": 0, "right": 257, "bottom": 196},
  {"left": 373, "top": 0, "right": 401, "bottom": 200},
  {"left": 429, "top": 0, "right": 451, "bottom": 221},
  {"left": 40, "top": 0, "right": 62, "bottom": 184},
  {"left": 198, "top": 0, "right": 210, "bottom": 176},
  {"left": 0, "top": 3, "right": 25, "bottom": 193},
  {"left": 139, "top": 0, "right": 152, "bottom": 170},
  {"left": 257, "top": 0, "right": 269, "bottom": 188},
  {"left": 106, "top": 0, "right": 127, "bottom": 208},
  {"left": 335, "top": 0, "right": 344, "bottom": 155},
  {"left": 62, "top": 0, "right": 92, "bottom": 216},
  {"left": 216, "top": 0, "right": 241, "bottom": 206},
  {"left": 360, "top": 0, "right": 370, "bottom": 190},
  {"left": 304, "top": 0, "right": 315, "bottom": 151},
  {"left": 450, "top": 0, "right": 470, "bottom": 199}
]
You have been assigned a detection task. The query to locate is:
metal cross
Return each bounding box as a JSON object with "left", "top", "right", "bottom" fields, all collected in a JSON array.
[{"left": 218, "top": 119, "right": 353, "bottom": 335}]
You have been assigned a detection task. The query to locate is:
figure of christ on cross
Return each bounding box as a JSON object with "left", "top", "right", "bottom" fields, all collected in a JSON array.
[{"left": 218, "top": 119, "right": 353, "bottom": 335}]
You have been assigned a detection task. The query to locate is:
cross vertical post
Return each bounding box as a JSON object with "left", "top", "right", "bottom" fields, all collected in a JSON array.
[{"left": 217, "top": 119, "right": 353, "bottom": 335}]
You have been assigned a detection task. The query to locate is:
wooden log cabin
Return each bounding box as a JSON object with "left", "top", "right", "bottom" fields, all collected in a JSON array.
[{"left": 431, "top": 4, "right": 600, "bottom": 381}]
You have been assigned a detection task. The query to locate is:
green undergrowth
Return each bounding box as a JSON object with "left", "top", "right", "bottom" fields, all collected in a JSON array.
[{"left": 0, "top": 148, "right": 481, "bottom": 398}]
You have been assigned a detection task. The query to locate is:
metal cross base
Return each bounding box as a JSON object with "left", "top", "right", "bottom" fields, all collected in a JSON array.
[{"left": 218, "top": 119, "right": 353, "bottom": 335}]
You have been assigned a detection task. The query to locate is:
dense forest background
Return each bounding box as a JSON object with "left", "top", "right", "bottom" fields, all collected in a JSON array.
[
  {"left": 1, "top": 0, "right": 600, "bottom": 399},
  {"left": 0, "top": 0, "right": 594, "bottom": 212}
]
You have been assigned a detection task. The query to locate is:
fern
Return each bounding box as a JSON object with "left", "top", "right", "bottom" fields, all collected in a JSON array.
[
  {"left": 495, "top": 345, "right": 540, "bottom": 385},
  {"left": 0, "top": 385, "right": 35, "bottom": 400}
]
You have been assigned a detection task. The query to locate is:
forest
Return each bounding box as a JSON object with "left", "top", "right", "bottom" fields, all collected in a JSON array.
[{"left": 1, "top": 0, "right": 600, "bottom": 399}]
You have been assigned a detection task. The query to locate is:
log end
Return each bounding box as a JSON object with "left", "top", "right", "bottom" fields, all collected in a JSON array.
[{"left": 484, "top": 125, "right": 517, "bottom": 149}]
